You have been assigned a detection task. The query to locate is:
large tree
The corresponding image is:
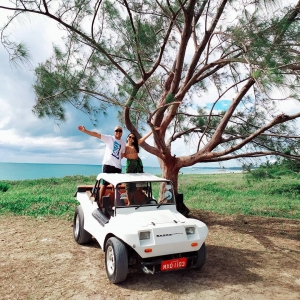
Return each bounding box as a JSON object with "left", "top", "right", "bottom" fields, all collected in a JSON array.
[{"left": 1, "top": 0, "right": 300, "bottom": 197}]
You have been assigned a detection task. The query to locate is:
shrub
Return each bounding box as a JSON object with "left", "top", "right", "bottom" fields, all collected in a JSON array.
[
  {"left": 0, "top": 182, "right": 10, "bottom": 192},
  {"left": 272, "top": 169, "right": 296, "bottom": 177},
  {"left": 245, "top": 168, "right": 274, "bottom": 182},
  {"left": 268, "top": 183, "right": 300, "bottom": 195}
]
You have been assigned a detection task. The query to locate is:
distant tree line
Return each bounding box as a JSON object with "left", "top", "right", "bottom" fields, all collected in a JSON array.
[{"left": 244, "top": 158, "right": 300, "bottom": 181}]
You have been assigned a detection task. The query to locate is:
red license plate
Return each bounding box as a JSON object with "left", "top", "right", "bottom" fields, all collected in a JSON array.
[{"left": 160, "top": 257, "right": 187, "bottom": 271}]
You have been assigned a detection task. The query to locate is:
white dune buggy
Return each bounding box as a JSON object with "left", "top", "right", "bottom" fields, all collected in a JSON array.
[{"left": 73, "top": 172, "right": 208, "bottom": 283}]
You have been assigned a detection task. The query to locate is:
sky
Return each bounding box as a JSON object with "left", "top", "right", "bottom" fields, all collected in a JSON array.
[{"left": 0, "top": 4, "right": 299, "bottom": 169}]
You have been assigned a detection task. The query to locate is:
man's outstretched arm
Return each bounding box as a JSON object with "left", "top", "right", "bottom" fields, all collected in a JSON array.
[{"left": 78, "top": 125, "right": 101, "bottom": 139}]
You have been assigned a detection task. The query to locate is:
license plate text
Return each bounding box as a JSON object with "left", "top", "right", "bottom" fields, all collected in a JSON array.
[{"left": 160, "top": 257, "right": 187, "bottom": 271}]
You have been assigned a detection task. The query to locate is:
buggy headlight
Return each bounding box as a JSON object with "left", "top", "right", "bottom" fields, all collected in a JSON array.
[
  {"left": 139, "top": 231, "right": 150, "bottom": 240},
  {"left": 185, "top": 227, "right": 195, "bottom": 235}
]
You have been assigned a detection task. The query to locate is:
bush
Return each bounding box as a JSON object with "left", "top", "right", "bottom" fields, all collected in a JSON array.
[
  {"left": 268, "top": 182, "right": 300, "bottom": 196},
  {"left": 272, "top": 169, "right": 296, "bottom": 177},
  {"left": 280, "top": 158, "right": 300, "bottom": 172},
  {"left": 0, "top": 182, "right": 10, "bottom": 192},
  {"left": 245, "top": 168, "right": 274, "bottom": 182},
  {"left": 244, "top": 158, "right": 300, "bottom": 182}
]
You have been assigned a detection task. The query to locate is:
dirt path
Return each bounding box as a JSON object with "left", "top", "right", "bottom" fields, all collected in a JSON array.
[{"left": 1, "top": 211, "right": 299, "bottom": 300}]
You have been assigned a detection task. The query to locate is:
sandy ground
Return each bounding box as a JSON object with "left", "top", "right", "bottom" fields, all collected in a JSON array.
[{"left": 0, "top": 210, "right": 299, "bottom": 300}]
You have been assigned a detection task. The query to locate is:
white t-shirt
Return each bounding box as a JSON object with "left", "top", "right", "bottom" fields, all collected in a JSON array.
[{"left": 100, "top": 134, "right": 126, "bottom": 169}]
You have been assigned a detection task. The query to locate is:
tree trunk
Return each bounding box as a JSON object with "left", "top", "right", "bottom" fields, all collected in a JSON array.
[{"left": 160, "top": 158, "right": 190, "bottom": 217}]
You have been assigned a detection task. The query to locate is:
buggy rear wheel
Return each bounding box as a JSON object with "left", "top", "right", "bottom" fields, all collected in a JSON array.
[{"left": 73, "top": 205, "right": 92, "bottom": 244}]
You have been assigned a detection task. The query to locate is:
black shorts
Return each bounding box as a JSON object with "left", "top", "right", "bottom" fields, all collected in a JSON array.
[{"left": 101, "top": 164, "right": 122, "bottom": 185}]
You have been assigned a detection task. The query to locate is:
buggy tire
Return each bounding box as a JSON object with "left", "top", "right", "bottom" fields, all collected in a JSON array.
[
  {"left": 105, "top": 237, "right": 128, "bottom": 284},
  {"left": 73, "top": 205, "right": 92, "bottom": 244},
  {"left": 193, "top": 243, "right": 206, "bottom": 269}
]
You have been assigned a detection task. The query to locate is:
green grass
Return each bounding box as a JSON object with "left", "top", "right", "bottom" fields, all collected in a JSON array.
[
  {"left": 0, "top": 173, "right": 299, "bottom": 220},
  {"left": 0, "top": 175, "right": 94, "bottom": 220},
  {"left": 178, "top": 173, "right": 300, "bottom": 219}
]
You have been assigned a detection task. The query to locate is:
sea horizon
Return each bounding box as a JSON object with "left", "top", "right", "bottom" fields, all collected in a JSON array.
[{"left": 0, "top": 162, "right": 242, "bottom": 181}]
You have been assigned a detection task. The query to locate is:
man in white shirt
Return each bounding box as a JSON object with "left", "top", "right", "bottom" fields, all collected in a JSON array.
[{"left": 78, "top": 125, "right": 126, "bottom": 207}]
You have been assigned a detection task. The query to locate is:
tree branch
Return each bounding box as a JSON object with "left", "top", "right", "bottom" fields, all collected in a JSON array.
[
  {"left": 123, "top": 0, "right": 145, "bottom": 76},
  {"left": 198, "top": 151, "right": 300, "bottom": 162},
  {"left": 184, "top": 0, "right": 229, "bottom": 84},
  {"left": 205, "top": 78, "right": 255, "bottom": 151},
  {"left": 213, "top": 112, "right": 300, "bottom": 158},
  {"left": 0, "top": 4, "right": 137, "bottom": 86},
  {"left": 91, "top": 0, "right": 102, "bottom": 40}
]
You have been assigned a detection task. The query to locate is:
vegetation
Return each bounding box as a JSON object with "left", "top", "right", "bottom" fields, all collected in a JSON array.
[
  {"left": 0, "top": 172, "right": 299, "bottom": 220},
  {"left": 179, "top": 173, "right": 300, "bottom": 219},
  {"left": 244, "top": 158, "right": 300, "bottom": 181},
  {"left": 1, "top": 1, "right": 300, "bottom": 197},
  {"left": 0, "top": 176, "right": 94, "bottom": 220},
  {"left": 0, "top": 182, "right": 10, "bottom": 192}
]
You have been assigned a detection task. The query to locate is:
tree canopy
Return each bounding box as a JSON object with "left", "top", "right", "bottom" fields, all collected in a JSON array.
[{"left": 1, "top": 0, "right": 300, "bottom": 193}]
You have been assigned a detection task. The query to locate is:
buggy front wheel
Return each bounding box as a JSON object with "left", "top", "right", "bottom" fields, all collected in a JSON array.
[
  {"left": 193, "top": 243, "right": 206, "bottom": 269},
  {"left": 105, "top": 237, "right": 128, "bottom": 283}
]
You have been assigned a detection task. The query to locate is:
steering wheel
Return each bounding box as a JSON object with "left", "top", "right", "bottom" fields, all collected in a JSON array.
[{"left": 145, "top": 199, "right": 157, "bottom": 204}]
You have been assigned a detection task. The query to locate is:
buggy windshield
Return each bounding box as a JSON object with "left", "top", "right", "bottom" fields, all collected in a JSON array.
[{"left": 115, "top": 181, "right": 175, "bottom": 207}]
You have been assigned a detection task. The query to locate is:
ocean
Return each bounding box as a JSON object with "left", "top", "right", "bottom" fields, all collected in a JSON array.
[{"left": 0, "top": 162, "right": 242, "bottom": 181}]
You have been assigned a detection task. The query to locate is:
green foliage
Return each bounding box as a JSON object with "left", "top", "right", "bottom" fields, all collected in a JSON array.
[
  {"left": 246, "top": 168, "right": 275, "bottom": 182},
  {"left": 1, "top": 173, "right": 299, "bottom": 220},
  {"left": 268, "top": 182, "right": 300, "bottom": 196},
  {"left": 245, "top": 158, "right": 300, "bottom": 182},
  {"left": 252, "top": 70, "right": 262, "bottom": 79},
  {"left": 32, "top": 47, "right": 108, "bottom": 123},
  {"left": 165, "top": 93, "right": 175, "bottom": 104},
  {"left": 0, "top": 182, "right": 10, "bottom": 192},
  {"left": 179, "top": 173, "right": 300, "bottom": 219},
  {"left": 279, "top": 157, "right": 300, "bottom": 172},
  {"left": 190, "top": 107, "right": 221, "bottom": 132},
  {"left": 12, "top": 43, "right": 32, "bottom": 67},
  {"left": 0, "top": 176, "right": 94, "bottom": 220},
  {"left": 228, "top": 6, "right": 300, "bottom": 94}
]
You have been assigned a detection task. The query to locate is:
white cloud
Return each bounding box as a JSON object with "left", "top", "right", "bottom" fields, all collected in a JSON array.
[{"left": 277, "top": 99, "right": 300, "bottom": 115}]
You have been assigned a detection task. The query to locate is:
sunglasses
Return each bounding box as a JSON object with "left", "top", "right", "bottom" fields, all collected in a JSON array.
[
  {"left": 128, "top": 136, "right": 135, "bottom": 140},
  {"left": 115, "top": 129, "right": 122, "bottom": 133}
]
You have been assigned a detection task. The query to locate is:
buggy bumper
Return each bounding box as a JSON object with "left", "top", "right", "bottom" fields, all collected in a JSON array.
[{"left": 141, "top": 253, "right": 198, "bottom": 274}]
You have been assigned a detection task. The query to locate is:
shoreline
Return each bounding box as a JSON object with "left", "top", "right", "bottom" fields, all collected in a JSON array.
[
  {"left": 0, "top": 161, "right": 243, "bottom": 181},
  {"left": 0, "top": 171, "right": 245, "bottom": 181}
]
